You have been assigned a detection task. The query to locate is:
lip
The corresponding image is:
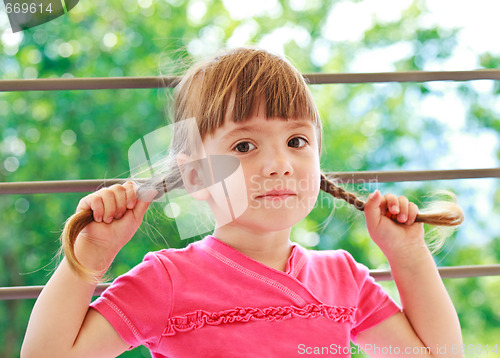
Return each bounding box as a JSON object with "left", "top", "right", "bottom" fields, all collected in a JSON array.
[{"left": 256, "top": 189, "right": 297, "bottom": 198}]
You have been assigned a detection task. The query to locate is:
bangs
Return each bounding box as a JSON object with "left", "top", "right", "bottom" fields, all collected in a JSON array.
[{"left": 175, "top": 48, "right": 321, "bottom": 139}]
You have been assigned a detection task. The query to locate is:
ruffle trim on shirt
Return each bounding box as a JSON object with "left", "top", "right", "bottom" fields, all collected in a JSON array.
[{"left": 162, "top": 303, "right": 356, "bottom": 336}]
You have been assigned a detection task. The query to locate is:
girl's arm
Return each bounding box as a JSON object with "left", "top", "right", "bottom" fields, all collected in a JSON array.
[
  {"left": 21, "top": 257, "right": 129, "bottom": 358},
  {"left": 356, "top": 190, "right": 463, "bottom": 358},
  {"left": 21, "top": 182, "right": 154, "bottom": 358}
]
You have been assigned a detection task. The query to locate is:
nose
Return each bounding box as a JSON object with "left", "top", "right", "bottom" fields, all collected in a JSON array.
[{"left": 262, "top": 146, "right": 293, "bottom": 177}]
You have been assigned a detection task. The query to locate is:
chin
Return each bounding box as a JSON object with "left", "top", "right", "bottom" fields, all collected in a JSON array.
[{"left": 247, "top": 212, "right": 307, "bottom": 232}]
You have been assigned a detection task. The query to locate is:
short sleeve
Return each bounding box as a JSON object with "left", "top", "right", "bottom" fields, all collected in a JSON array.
[
  {"left": 342, "top": 251, "right": 401, "bottom": 342},
  {"left": 90, "top": 252, "right": 173, "bottom": 350}
]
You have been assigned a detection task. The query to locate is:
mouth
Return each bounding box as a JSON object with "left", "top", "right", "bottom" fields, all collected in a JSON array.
[{"left": 256, "top": 189, "right": 297, "bottom": 200}]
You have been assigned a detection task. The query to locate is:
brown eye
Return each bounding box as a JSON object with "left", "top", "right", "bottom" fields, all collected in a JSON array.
[
  {"left": 233, "top": 141, "right": 256, "bottom": 153},
  {"left": 288, "top": 137, "right": 307, "bottom": 148}
]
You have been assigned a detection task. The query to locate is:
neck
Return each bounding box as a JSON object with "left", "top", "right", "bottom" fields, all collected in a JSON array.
[{"left": 212, "top": 225, "right": 293, "bottom": 272}]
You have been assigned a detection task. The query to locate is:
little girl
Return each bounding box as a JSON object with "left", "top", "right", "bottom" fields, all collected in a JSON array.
[{"left": 22, "top": 48, "right": 464, "bottom": 357}]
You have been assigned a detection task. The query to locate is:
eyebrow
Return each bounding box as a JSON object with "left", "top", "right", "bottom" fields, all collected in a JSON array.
[{"left": 220, "top": 121, "right": 314, "bottom": 141}]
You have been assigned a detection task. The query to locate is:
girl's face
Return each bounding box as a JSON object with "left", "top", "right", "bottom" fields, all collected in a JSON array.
[{"left": 201, "top": 104, "right": 321, "bottom": 234}]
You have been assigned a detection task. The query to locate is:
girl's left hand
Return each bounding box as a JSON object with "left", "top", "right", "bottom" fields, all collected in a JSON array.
[{"left": 363, "top": 190, "right": 425, "bottom": 258}]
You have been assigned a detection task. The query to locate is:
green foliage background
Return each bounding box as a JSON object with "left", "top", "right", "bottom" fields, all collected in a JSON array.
[{"left": 1, "top": 0, "right": 499, "bottom": 357}]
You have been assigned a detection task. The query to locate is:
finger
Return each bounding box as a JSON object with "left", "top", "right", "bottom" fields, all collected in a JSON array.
[
  {"left": 76, "top": 196, "right": 90, "bottom": 212},
  {"left": 77, "top": 194, "right": 104, "bottom": 223},
  {"left": 124, "top": 181, "right": 138, "bottom": 210},
  {"left": 100, "top": 188, "right": 117, "bottom": 224},
  {"left": 406, "top": 202, "right": 419, "bottom": 225},
  {"left": 384, "top": 194, "right": 399, "bottom": 215},
  {"left": 132, "top": 188, "right": 158, "bottom": 223},
  {"left": 110, "top": 184, "right": 128, "bottom": 220},
  {"left": 379, "top": 195, "right": 388, "bottom": 217},
  {"left": 364, "top": 190, "right": 383, "bottom": 227},
  {"left": 397, "top": 196, "right": 409, "bottom": 223}
]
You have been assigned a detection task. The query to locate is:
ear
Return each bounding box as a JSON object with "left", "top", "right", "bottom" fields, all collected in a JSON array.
[{"left": 176, "top": 153, "right": 211, "bottom": 201}]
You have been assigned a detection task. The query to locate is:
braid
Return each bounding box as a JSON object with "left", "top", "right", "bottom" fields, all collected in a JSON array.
[
  {"left": 319, "top": 173, "right": 464, "bottom": 227},
  {"left": 320, "top": 173, "right": 366, "bottom": 211}
]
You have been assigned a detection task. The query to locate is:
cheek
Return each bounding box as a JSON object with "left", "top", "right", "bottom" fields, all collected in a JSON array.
[
  {"left": 240, "top": 160, "right": 258, "bottom": 180},
  {"left": 296, "top": 164, "right": 320, "bottom": 194},
  {"left": 310, "top": 172, "right": 321, "bottom": 198},
  {"left": 304, "top": 159, "right": 321, "bottom": 196}
]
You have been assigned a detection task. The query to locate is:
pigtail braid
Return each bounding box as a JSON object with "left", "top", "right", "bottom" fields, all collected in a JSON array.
[
  {"left": 320, "top": 173, "right": 464, "bottom": 227},
  {"left": 320, "top": 173, "right": 366, "bottom": 211},
  {"left": 60, "top": 209, "right": 97, "bottom": 281}
]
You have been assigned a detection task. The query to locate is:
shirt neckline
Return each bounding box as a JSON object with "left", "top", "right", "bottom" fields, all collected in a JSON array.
[{"left": 200, "top": 235, "right": 307, "bottom": 277}]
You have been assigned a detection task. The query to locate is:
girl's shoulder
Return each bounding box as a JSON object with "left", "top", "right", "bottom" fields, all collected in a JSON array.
[
  {"left": 141, "top": 240, "right": 206, "bottom": 267},
  {"left": 137, "top": 237, "right": 221, "bottom": 276}
]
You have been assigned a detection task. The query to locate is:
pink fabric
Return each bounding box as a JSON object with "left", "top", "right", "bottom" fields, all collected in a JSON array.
[{"left": 90, "top": 235, "right": 400, "bottom": 357}]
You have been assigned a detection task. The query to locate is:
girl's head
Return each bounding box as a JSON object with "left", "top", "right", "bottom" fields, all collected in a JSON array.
[{"left": 170, "top": 47, "right": 323, "bottom": 232}]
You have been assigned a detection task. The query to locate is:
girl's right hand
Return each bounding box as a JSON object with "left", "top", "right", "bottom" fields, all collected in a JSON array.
[{"left": 74, "top": 181, "right": 157, "bottom": 267}]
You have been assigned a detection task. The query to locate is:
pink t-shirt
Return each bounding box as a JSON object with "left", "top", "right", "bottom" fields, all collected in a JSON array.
[{"left": 90, "top": 235, "right": 400, "bottom": 357}]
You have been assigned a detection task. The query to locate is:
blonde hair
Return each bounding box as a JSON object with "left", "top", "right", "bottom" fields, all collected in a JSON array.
[
  {"left": 174, "top": 47, "right": 322, "bottom": 146},
  {"left": 60, "top": 47, "right": 464, "bottom": 281}
]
